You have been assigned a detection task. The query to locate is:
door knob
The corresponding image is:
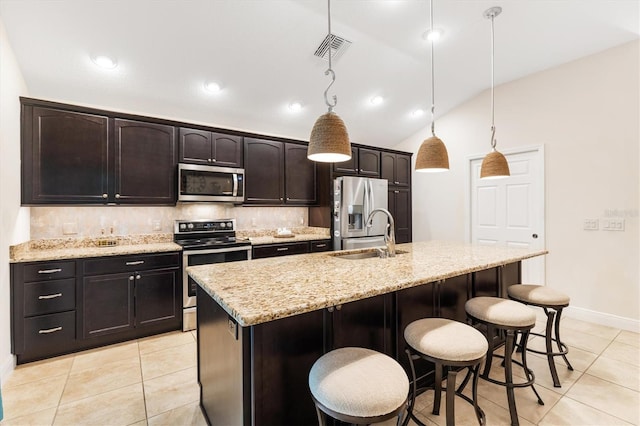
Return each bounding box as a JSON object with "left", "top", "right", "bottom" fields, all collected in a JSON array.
[{"left": 532, "top": 234, "right": 538, "bottom": 239}]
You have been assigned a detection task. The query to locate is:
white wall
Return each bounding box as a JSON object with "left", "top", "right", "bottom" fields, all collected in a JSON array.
[
  {"left": 0, "top": 16, "right": 30, "bottom": 383},
  {"left": 396, "top": 41, "right": 639, "bottom": 330}
]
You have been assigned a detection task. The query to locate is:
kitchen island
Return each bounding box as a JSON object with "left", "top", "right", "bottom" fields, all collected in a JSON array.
[{"left": 188, "top": 241, "right": 547, "bottom": 425}]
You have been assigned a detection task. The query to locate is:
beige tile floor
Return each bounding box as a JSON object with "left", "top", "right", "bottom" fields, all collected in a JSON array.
[{"left": 0, "top": 316, "right": 638, "bottom": 425}]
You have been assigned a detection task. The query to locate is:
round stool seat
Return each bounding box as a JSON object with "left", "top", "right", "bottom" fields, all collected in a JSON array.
[
  {"left": 309, "top": 347, "right": 409, "bottom": 418},
  {"left": 405, "top": 318, "right": 488, "bottom": 362},
  {"left": 465, "top": 297, "right": 535, "bottom": 328},
  {"left": 508, "top": 285, "right": 570, "bottom": 306}
]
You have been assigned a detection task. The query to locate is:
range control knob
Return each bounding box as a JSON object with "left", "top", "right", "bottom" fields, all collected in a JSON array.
[
  {"left": 227, "top": 222, "right": 233, "bottom": 229},
  {"left": 179, "top": 223, "right": 186, "bottom": 230},
  {"left": 187, "top": 223, "right": 194, "bottom": 230}
]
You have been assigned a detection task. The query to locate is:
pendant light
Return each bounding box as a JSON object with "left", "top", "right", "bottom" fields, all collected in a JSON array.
[
  {"left": 307, "top": 0, "right": 352, "bottom": 163},
  {"left": 415, "top": 0, "right": 449, "bottom": 172},
  {"left": 480, "top": 6, "right": 510, "bottom": 179}
]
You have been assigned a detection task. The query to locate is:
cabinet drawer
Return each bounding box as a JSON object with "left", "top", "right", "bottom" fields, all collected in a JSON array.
[
  {"left": 253, "top": 242, "right": 309, "bottom": 259},
  {"left": 310, "top": 240, "right": 331, "bottom": 253},
  {"left": 23, "top": 261, "right": 75, "bottom": 282},
  {"left": 24, "top": 311, "right": 75, "bottom": 353},
  {"left": 24, "top": 278, "right": 76, "bottom": 317},
  {"left": 83, "top": 252, "right": 180, "bottom": 276}
]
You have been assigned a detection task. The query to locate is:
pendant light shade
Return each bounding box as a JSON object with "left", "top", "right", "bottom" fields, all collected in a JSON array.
[
  {"left": 415, "top": 0, "right": 449, "bottom": 172},
  {"left": 307, "top": 0, "right": 352, "bottom": 163},
  {"left": 480, "top": 6, "right": 510, "bottom": 179},
  {"left": 308, "top": 112, "right": 351, "bottom": 162},
  {"left": 480, "top": 149, "right": 509, "bottom": 178},
  {"left": 415, "top": 136, "right": 449, "bottom": 172}
]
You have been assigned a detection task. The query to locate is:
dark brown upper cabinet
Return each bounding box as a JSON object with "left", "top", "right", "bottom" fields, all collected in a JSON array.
[
  {"left": 21, "top": 99, "right": 177, "bottom": 205},
  {"left": 114, "top": 119, "right": 177, "bottom": 204},
  {"left": 22, "top": 106, "right": 110, "bottom": 204},
  {"left": 388, "top": 187, "right": 412, "bottom": 244},
  {"left": 244, "top": 138, "right": 316, "bottom": 205},
  {"left": 333, "top": 147, "right": 380, "bottom": 177},
  {"left": 179, "top": 127, "right": 243, "bottom": 168},
  {"left": 381, "top": 152, "right": 411, "bottom": 187}
]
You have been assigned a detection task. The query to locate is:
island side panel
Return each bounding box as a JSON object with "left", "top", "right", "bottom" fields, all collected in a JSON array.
[
  {"left": 197, "top": 285, "right": 251, "bottom": 425},
  {"left": 252, "top": 308, "right": 324, "bottom": 426}
]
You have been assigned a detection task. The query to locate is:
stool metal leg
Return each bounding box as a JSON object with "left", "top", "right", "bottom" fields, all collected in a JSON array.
[
  {"left": 544, "top": 309, "right": 562, "bottom": 387},
  {"left": 482, "top": 324, "right": 495, "bottom": 378},
  {"left": 446, "top": 370, "right": 457, "bottom": 426},
  {"left": 504, "top": 329, "right": 519, "bottom": 426},
  {"left": 433, "top": 362, "right": 443, "bottom": 416},
  {"left": 520, "top": 330, "right": 544, "bottom": 405},
  {"left": 555, "top": 308, "right": 574, "bottom": 371},
  {"left": 471, "top": 363, "right": 486, "bottom": 426}
]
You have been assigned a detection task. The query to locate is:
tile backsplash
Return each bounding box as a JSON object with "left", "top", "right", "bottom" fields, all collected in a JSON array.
[{"left": 30, "top": 204, "right": 309, "bottom": 239}]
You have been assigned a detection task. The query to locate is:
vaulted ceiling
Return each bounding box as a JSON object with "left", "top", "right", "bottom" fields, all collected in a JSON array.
[{"left": 1, "top": 0, "right": 638, "bottom": 148}]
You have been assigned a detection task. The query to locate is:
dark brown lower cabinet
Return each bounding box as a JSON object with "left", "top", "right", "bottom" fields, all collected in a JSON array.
[
  {"left": 197, "top": 262, "right": 521, "bottom": 425},
  {"left": 11, "top": 252, "right": 181, "bottom": 364}
]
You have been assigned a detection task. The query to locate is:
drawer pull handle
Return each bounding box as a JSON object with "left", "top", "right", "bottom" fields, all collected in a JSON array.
[
  {"left": 39, "top": 326, "right": 62, "bottom": 334},
  {"left": 316, "top": 244, "right": 327, "bottom": 248},
  {"left": 276, "top": 247, "right": 289, "bottom": 251},
  {"left": 38, "top": 293, "right": 63, "bottom": 300},
  {"left": 125, "top": 260, "right": 145, "bottom": 266},
  {"left": 38, "top": 268, "right": 62, "bottom": 274}
]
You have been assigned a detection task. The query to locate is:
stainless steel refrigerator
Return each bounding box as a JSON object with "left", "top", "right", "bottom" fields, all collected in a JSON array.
[{"left": 332, "top": 176, "right": 389, "bottom": 251}]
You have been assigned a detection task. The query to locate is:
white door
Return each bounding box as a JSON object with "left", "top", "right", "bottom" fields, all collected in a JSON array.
[{"left": 468, "top": 146, "right": 545, "bottom": 284}]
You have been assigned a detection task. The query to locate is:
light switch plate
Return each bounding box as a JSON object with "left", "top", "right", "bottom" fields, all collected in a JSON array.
[
  {"left": 62, "top": 222, "right": 78, "bottom": 235},
  {"left": 583, "top": 219, "right": 598, "bottom": 230}
]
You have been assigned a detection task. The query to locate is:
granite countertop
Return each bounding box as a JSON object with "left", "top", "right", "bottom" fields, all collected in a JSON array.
[
  {"left": 9, "top": 234, "right": 181, "bottom": 263},
  {"left": 188, "top": 240, "right": 548, "bottom": 327},
  {"left": 246, "top": 233, "right": 331, "bottom": 245}
]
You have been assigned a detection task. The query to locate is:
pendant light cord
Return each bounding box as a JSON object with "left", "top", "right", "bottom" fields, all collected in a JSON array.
[
  {"left": 323, "top": 0, "right": 338, "bottom": 112},
  {"left": 429, "top": 0, "right": 436, "bottom": 137},
  {"left": 489, "top": 11, "right": 497, "bottom": 149}
]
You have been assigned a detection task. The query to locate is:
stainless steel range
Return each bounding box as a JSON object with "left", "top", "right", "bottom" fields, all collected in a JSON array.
[{"left": 174, "top": 219, "right": 252, "bottom": 331}]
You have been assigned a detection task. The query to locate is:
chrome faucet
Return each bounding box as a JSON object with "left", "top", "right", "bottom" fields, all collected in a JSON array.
[{"left": 366, "top": 208, "right": 396, "bottom": 257}]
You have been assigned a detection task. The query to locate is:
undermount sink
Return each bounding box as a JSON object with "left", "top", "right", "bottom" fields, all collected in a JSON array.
[{"left": 330, "top": 248, "right": 408, "bottom": 260}]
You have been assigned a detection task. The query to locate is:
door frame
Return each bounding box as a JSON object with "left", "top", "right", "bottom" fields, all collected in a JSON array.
[{"left": 465, "top": 145, "right": 546, "bottom": 281}]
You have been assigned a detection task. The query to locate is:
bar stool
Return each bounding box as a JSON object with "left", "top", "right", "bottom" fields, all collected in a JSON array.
[
  {"left": 404, "top": 318, "right": 488, "bottom": 426},
  {"left": 308, "top": 347, "right": 409, "bottom": 425},
  {"left": 507, "top": 284, "right": 573, "bottom": 387},
  {"left": 465, "top": 297, "right": 544, "bottom": 426}
]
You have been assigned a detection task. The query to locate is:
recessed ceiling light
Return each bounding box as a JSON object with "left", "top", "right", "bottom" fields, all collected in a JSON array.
[
  {"left": 204, "top": 81, "right": 222, "bottom": 94},
  {"left": 422, "top": 28, "right": 443, "bottom": 42},
  {"left": 370, "top": 95, "right": 384, "bottom": 106},
  {"left": 91, "top": 55, "right": 117, "bottom": 69},
  {"left": 288, "top": 102, "right": 302, "bottom": 113},
  {"left": 412, "top": 109, "right": 425, "bottom": 118}
]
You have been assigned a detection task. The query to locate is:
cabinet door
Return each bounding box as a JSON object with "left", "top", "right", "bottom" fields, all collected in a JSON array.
[
  {"left": 389, "top": 188, "right": 412, "bottom": 243},
  {"left": 332, "top": 147, "right": 358, "bottom": 175},
  {"left": 395, "top": 154, "right": 411, "bottom": 187},
  {"left": 381, "top": 152, "right": 396, "bottom": 183},
  {"left": 438, "top": 275, "right": 471, "bottom": 322},
  {"left": 244, "top": 138, "right": 284, "bottom": 204},
  {"left": 135, "top": 269, "right": 180, "bottom": 327},
  {"left": 114, "top": 119, "right": 177, "bottom": 204},
  {"left": 358, "top": 148, "right": 381, "bottom": 177},
  {"left": 23, "top": 106, "right": 109, "bottom": 204},
  {"left": 330, "top": 294, "right": 392, "bottom": 356},
  {"left": 82, "top": 272, "right": 135, "bottom": 338},
  {"left": 284, "top": 143, "right": 316, "bottom": 205},
  {"left": 212, "top": 133, "right": 243, "bottom": 167},
  {"left": 179, "top": 128, "right": 212, "bottom": 165}
]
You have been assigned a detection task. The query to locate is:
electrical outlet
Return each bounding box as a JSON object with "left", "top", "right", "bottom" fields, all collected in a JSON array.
[
  {"left": 62, "top": 222, "right": 78, "bottom": 235},
  {"left": 603, "top": 218, "right": 625, "bottom": 231},
  {"left": 583, "top": 219, "right": 598, "bottom": 230},
  {"left": 152, "top": 219, "right": 162, "bottom": 231}
]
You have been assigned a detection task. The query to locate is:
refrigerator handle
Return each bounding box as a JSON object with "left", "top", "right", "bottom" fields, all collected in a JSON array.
[
  {"left": 363, "top": 180, "right": 369, "bottom": 228},
  {"left": 369, "top": 179, "right": 375, "bottom": 216}
]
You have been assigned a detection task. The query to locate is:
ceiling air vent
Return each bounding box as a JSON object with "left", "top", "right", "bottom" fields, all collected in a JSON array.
[{"left": 314, "top": 34, "right": 352, "bottom": 61}]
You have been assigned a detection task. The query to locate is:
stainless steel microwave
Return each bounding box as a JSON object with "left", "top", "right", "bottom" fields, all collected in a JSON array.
[{"left": 178, "top": 163, "right": 244, "bottom": 203}]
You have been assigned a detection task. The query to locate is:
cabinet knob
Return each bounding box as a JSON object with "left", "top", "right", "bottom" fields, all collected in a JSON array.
[
  {"left": 115, "top": 193, "right": 121, "bottom": 199},
  {"left": 207, "top": 158, "right": 212, "bottom": 162},
  {"left": 395, "top": 181, "right": 400, "bottom": 184},
  {"left": 394, "top": 190, "right": 399, "bottom": 194},
  {"left": 280, "top": 197, "right": 283, "bottom": 201},
  {"left": 211, "top": 158, "right": 216, "bottom": 162},
  {"left": 129, "top": 276, "right": 134, "bottom": 281},
  {"left": 102, "top": 193, "right": 108, "bottom": 199},
  {"left": 136, "top": 274, "right": 141, "bottom": 280}
]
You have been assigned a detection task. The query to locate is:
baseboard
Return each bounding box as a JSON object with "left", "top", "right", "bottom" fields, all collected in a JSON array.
[
  {"left": 0, "top": 353, "right": 15, "bottom": 386},
  {"left": 565, "top": 306, "right": 640, "bottom": 333}
]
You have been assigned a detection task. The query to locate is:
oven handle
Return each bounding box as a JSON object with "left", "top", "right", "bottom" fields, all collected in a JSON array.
[{"left": 182, "top": 245, "right": 252, "bottom": 256}]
